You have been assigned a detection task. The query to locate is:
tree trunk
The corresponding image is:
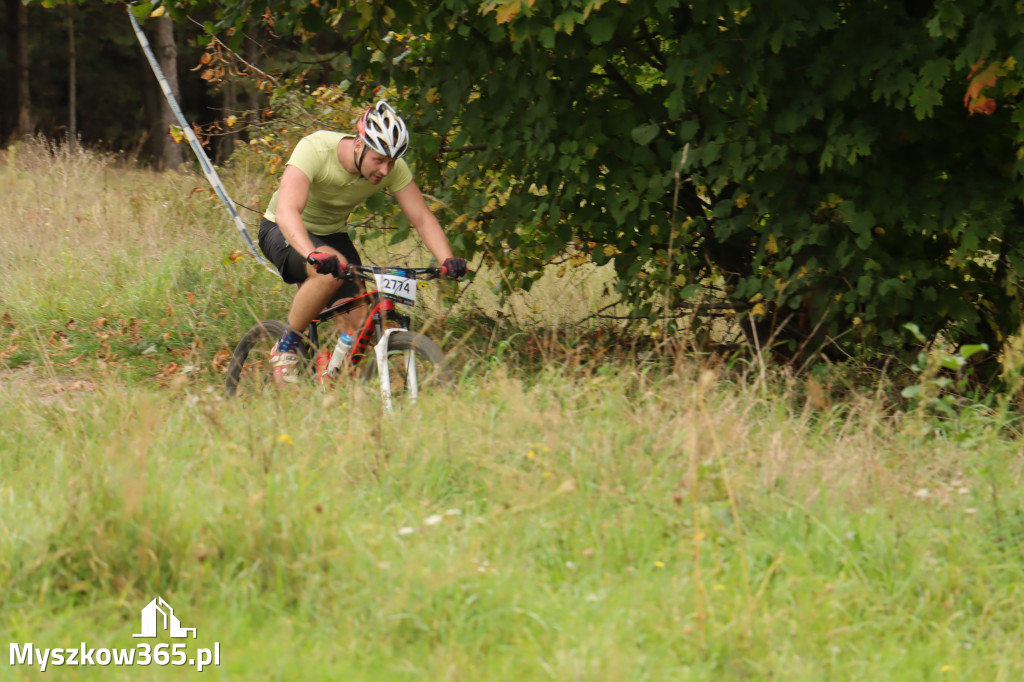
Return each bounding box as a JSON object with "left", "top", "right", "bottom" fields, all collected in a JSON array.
[
  {"left": 8, "top": 0, "right": 31, "bottom": 138},
  {"left": 217, "top": 77, "right": 237, "bottom": 164},
  {"left": 154, "top": 15, "right": 183, "bottom": 170},
  {"left": 245, "top": 21, "right": 262, "bottom": 133},
  {"left": 137, "top": 44, "right": 161, "bottom": 162},
  {"left": 67, "top": 1, "right": 76, "bottom": 152}
]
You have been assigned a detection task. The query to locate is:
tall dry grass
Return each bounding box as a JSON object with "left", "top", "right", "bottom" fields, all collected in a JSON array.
[{"left": 2, "top": 139, "right": 1024, "bottom": 680}]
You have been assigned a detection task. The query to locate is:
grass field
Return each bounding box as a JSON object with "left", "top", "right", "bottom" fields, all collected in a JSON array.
[{"left": 3, "top": 139, "right": 1024, "bottom": 680}]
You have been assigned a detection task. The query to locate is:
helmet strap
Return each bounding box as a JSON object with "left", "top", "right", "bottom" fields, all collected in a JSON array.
[{"left": 354, "top": 139, "right": 368, "bottom": 174}]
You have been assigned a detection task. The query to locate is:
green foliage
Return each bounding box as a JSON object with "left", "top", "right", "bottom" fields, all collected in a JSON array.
[
  {"left": 189, "top": 0, "right": 1024, "bottom": 359},
  {"left": 35, "top": 0, "right": 1024, "bottom": 359},
  {"left": 900, "top": 322, "right": 990, "bottom": 425}
]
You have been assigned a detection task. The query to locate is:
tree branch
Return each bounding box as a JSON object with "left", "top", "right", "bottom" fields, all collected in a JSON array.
[
  {"left": 440, "top": 143, "right": 488, "bottom": 154},
  {"left": 638, "top": 23, "right": 668, "bottom": 70},
  {"left": 600, "top": 60, "right": 644, "bottom": 107}
]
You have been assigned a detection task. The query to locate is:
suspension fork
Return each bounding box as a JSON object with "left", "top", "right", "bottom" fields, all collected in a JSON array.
[{"left": 366, "top": 300, "right": 415, "bottom": 412}]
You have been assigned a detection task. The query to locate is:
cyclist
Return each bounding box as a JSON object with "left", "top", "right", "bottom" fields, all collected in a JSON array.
[{"left": 258, "top": 100, "right": 467, "bottom": 384}]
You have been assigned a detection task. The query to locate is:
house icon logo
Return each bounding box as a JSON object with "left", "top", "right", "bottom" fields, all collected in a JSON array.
[{"left": 132, "top": 597, "right": 197, "bottom": 639}]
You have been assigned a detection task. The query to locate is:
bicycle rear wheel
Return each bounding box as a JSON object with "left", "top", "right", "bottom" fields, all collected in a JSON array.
[
  {"left": 224, "top": 319, "right": 313, "bottom": 396},
  {"left": 362, "top": 331, "right": 453, "bottom": 401}
]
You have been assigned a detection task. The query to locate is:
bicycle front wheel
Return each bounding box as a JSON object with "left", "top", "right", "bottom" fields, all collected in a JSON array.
[
  {"left": 224, "top": 319, "right": 313, "bottom": 396},
  {"left": 362, "top": 331, "right": 454, "bottom": 400}
]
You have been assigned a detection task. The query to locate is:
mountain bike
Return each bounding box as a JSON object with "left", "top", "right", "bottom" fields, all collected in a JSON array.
[{"left": 225, "top": 264, "right": 454, "bottom": 410}]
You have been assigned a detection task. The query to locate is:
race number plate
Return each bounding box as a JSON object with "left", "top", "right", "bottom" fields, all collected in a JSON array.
[{"left": 375, "top": 273, "right": 417, "bottom": 305}]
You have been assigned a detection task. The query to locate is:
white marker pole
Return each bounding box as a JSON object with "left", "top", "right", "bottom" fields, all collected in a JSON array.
[{"left": 127, "top": 6, "right": 275, "bottom": 274}]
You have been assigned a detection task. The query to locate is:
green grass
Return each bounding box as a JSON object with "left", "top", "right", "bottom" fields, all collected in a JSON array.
[{"left": 3, "top": 139, "right": 1024, "bottom": 680}]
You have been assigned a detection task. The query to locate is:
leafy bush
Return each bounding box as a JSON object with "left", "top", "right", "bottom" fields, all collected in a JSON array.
[{"left": 138, "top": 0, "right": 1024, "bottom": 363}]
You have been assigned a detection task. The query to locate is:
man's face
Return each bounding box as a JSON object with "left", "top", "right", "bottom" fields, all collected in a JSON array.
[{"left": 357, "top": 141, "right": 397, "bottom": 184}]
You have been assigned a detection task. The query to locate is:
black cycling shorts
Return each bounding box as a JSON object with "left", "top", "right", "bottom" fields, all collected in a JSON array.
[{"left": 258, "top": 218, "right": 363, "bottom": 300}]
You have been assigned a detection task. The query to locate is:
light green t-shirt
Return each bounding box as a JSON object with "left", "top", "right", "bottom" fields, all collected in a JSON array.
[{"left": 264, "top": 130, "right": 413, "bottom": 236}]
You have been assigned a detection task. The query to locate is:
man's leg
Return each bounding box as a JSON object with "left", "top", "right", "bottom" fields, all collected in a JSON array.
[
  {"left": 286, "top": 245, "right": 347, "bottom": 333},
  {"left": 258, "top": 220, "right": 367, "bottom": 383},
  {"left": 286, "top": 251, "right": 368, "bottom": 337},
  {"left": 277, "top": 246, "right": 374, "bottom": 383}
]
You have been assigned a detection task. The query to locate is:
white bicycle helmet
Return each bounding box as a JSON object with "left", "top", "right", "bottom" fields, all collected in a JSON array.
[{"left": 356, "top": 100, "right": 409, "bottom": 159}]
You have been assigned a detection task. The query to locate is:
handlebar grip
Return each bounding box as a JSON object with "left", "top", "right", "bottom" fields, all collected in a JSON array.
[
  {"left": 329, "top": 261, "right": 355, "bottom": 280},
  {"left": 439, "top": 266, "right": 449, "bottom": 278}
]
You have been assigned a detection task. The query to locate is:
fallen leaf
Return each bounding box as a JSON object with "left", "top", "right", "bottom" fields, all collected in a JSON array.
[
  {"left": 212, "top": 348, "right": 232, "bottom": 372},
  {"left": 48, "top": 330, "right": 68, "bottom": 346}
]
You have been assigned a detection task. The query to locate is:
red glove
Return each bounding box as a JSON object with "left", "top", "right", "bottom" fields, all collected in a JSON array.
[
  {"left": 307, "top": 251, "right": 345, "bottom": 277},
  {"left": 442, "top": 257, "right": 467, "bottom": 279}
]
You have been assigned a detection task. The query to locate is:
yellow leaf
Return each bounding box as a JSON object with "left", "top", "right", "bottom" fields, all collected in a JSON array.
[
  {"left": 149, "top": 5, "right": 166, "bottom": 18},
  {"left": 494, "top": 0, "right": 521, "bottom": 24},
  {"left": 765, "top": 233, "right": 778, "bottom": 255},
  {"left": 225, "top": 115, "right": 238, "bottom": 127},
  {"left": 735, "top": 193, "right": 749, "bottom": 209},
  {"left": 751, "top": 302, "right": 766, "bottom": 316},
  {"left": 603, "top": 244, "right": 620, "bottom": 257}
]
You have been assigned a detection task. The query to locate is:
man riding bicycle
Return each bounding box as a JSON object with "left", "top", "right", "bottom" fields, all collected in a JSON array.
[{"left": 258, "top": 100, "right": 467, "bottom": 384}]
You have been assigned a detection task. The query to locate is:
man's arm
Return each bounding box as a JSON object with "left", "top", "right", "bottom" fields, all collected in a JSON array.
[
  {"left": 275, "top": 165, "right": 335, "bottom": 261},
  {"left": 394, "top": 181, "right": 454, "bottom": 263}
]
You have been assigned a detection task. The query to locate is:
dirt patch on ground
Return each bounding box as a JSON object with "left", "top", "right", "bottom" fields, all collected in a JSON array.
[{"left": 0, "top": 366, "right": 99, "bottom": 404}]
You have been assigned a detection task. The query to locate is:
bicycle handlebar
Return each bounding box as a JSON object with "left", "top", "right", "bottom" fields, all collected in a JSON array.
[{"left": 334, "top": 264, "right": 452, "bottom": 281}]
